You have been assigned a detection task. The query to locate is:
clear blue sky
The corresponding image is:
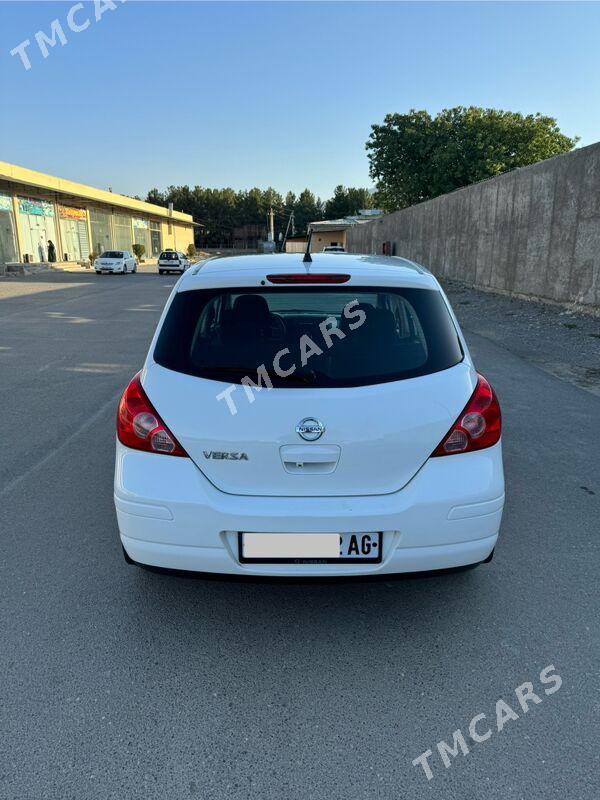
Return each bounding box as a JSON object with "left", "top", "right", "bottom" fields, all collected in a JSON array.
[{"left": 1, "top": 1, "right": 599, "bottom": 200}]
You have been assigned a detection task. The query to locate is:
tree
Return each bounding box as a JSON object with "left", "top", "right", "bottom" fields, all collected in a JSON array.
[
  {"left": 146, "top": 187, "right": 166, "bottom": 206},
  {"left": 324, "top": 185, "right": 373, "bottom": 219},
  {"left": 200, "top": 187, "right": 238, "bottom": 247},
  {"left": 294, "top": 189, "right": 324, "bottom": 234},
  {"left": 143, "top": 184, "right": 335, "bottom": 245},
  {"left": 366, "top": 107, "right": 578, "bottom": 211}
]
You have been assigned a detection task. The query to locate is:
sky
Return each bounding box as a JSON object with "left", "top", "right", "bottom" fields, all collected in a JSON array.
[{"left": 1, "top": 1, "right": 600, "bottom": 201}]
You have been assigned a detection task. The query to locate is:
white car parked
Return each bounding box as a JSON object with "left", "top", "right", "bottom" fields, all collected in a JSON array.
[
  {"left": 158, "top": 250, "right": 190, "bottom": 275},
  {"left": 322, "top": 245, "right": 346, "bottom": 253},
  {"left": 115, "top": 253, "right": 504, "bottom": 577},
  {"left": 95, "top": 250, "right": 137, "bottom": 274}
]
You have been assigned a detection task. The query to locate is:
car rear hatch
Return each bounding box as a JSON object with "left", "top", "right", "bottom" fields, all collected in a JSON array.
[
  {"left": 143, "top": 362, "right": 475, "bottom": 496},
  {"left": 143, "top": 282, "right": 474, "bottom": 497}
]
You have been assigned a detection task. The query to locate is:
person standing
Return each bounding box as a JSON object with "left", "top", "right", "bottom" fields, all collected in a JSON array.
[{"left": 47, "top": 240, "right": 56, "bottom": 262}]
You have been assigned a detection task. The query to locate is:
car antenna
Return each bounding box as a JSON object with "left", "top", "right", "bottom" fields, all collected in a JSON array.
[{"left": 303, "top": 228, "right": 313, "bottom": 264}]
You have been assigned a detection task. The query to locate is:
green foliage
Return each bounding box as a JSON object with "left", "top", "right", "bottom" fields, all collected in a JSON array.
[
  {"left": 366, "top": 107, "right": 579, "bottom": 211},
  {"left": 146, "top": 188, "right": 164, "bottom": 205},
  {"left": 132, "top": 243, "right": 145, "bottom": 261},
  {"left": 146, "top": 185, "right": 328, "bottom": 247},
  {"left": 293, "top": 189, "right": 324, "bottom": 236},
  {"left": 324, "top": 185, "right": 373, "bottom": 219},
  {"left": 186, "top": 243, "right": 196, "bottom": 259}
]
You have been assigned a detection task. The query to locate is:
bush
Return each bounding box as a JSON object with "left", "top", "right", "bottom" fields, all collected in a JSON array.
[
  {"left": 132, "top": 243, "right": 145, "bottom": 262},
  {"left": 186, "top": 243, "right": 197, "bottom": 259}
]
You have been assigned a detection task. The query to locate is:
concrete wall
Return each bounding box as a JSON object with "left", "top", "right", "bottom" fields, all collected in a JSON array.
[{"left": 347, "top": 142, "right": 600, "bottom": 309}]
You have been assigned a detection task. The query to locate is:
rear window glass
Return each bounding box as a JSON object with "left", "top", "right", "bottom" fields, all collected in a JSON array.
[
  {"left": 160, "top": 252, "right": 179, "bottom": 260},
  {"left": 153, "top": 287, "right": 463, "bottom": 388}
]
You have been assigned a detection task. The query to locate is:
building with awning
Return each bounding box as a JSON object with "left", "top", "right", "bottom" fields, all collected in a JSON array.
[{"left": 0, "top": 161, "right": 195, "bottom": 268}]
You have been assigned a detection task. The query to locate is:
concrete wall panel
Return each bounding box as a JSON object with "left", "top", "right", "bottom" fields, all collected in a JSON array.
[{"left": 347, "top": 142, "right": 600, "bottom": 309}]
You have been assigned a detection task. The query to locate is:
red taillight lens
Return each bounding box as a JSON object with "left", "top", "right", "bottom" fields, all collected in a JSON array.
[
  {"left": 266, "top": 273, "right": 351, "bottom": 284},
  {"left": 116, "top": 372, "right": 188, "bottom": 457},
  {"left": 431, "top": 373, "right": 501, "bottom": 457}
]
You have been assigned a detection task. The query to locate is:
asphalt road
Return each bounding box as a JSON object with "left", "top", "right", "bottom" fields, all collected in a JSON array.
[{"left": 0, "top": 271, "right": 598, "bottom": 800}]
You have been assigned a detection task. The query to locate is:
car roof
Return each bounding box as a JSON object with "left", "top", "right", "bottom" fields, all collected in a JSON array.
[{"left": 179, "top": 253, "right": 437, "bottom": 291}]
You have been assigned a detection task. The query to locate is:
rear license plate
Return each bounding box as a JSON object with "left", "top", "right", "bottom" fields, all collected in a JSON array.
[{"left": 238, "top": 532, "right": 382, "bottom": 564}]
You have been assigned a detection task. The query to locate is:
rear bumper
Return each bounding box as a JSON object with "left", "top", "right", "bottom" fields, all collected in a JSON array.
[
  {"left": 114, "top": 441, "right": 504, "bottom": 577},
  {"left": 121, "top": 534, "right": 498, "bottom": 576}
]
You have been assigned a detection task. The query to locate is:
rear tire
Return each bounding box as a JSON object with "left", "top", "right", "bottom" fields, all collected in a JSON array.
[
  {"left": 159, "top": 269, "right": 164, "bottom": 275},
  {"left": 95, "top": 270, "right": 101, "bottom": 275}
]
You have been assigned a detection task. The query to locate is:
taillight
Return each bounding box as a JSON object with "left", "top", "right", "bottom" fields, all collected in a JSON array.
[
  {"left": 116, "top": 372, "right": 188, "bottom": 457},
  {"left": 431, "top": 373, "right": 501, "bottom": 457}
]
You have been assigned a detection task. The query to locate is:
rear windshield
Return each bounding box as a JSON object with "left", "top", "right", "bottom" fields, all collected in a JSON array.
[
  {"left": 160, "top": 252, "right": 179, "bottom": 260},
  {"left": 101, "top": 251, "right": 124, "bottom": 259},
  {"left": 153, "top": 287, "right": 463, "bottom": 388}
]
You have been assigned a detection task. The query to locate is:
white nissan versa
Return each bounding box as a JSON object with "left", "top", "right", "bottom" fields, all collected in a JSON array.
[{"left": 114, "top": 253, "right": 504, "bottom": 577}]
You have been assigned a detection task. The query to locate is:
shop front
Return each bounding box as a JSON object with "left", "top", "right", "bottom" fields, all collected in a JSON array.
[
  {"left": 18, "top": 197, "right": 57, "bottom": 262},
  {"left": 1, "top": 161, "right": 195, "bottom": 267},
  {"left": 89, "top": 207, "right": 113, "bottom": 256},
  {"left": 0, "top": 192, "right": 18, "bottom": 267},
  {"left": 150, "top": 220, "right": 161, "bottom": 256},
  {"left": 133, "top": 218, "right": 151, "bottom": 257},
  {"left": 113, "top": 213, "right": 134, "bottom": 252},
  {"left": 58, "top": 205, "right": 90, "bottom": 262}
]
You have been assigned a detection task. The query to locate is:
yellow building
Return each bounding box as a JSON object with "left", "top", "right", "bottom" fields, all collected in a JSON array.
[{"left": 0, "top": 161, "right": 195, "bottom": 267}]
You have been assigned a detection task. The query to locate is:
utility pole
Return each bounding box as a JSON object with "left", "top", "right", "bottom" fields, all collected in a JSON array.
[
  {"left": 168, "top": 202, "right": 177, "bottom": 250},
  {"left": 268, "top": 207, "right": 275, "bottom": 242},
  {"left": 281, "top": 211, "right": 295, "bottom": 253}
]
